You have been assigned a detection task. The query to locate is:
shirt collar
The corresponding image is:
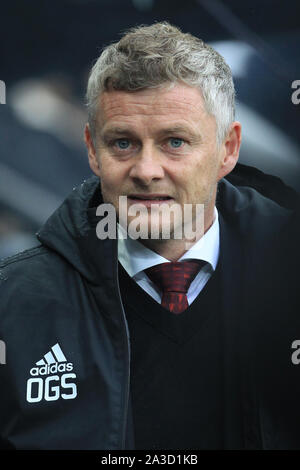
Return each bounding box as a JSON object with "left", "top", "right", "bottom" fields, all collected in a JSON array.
[{"left": 118, "top": 206, "right": 219, "bottom": 278}]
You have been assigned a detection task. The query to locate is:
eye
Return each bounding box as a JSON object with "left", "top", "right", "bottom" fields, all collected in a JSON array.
[
  {"left": 115, "top": 138, "right": 131, "bottom": 150},
  {"left": 168, "top": 137, "right": 185, "bottom": 148}
]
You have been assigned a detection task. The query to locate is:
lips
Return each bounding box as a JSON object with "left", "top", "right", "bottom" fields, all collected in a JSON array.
[
  {"left": 127, "top": 194, "right": 173, "bottom": 206},
  {"left": 128, "top": 194, "right": 172, "bottom": 200}
]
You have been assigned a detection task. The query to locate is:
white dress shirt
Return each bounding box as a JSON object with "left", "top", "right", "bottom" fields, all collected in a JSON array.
[{"left": 118, "top": 207, "right": 220, "bottom": 307}]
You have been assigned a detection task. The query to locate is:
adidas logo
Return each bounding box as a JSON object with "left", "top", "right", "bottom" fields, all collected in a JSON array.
[
  {"left": 26, "top": 343, "right": 77, "bottom": 403},
  {"left": 30, "top": 343, "right": 73, "bottom": 376},
  {"left": 36, "top": 343, "right": 67, "bottom": 365}
]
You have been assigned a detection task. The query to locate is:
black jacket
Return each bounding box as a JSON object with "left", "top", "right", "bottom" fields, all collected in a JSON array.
[{"left": 1, "top": 163, "right": 300, "bottom": 450}]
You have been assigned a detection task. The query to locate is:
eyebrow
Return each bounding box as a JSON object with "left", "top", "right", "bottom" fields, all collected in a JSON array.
[
  {"left": 157, "top": 126, "right": 198, "bottom": 137},
  {"left": 100, "top": 125, "right": 200, "bottom": 141}
]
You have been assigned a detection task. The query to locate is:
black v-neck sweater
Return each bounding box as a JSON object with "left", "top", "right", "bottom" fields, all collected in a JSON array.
[{"left": 118, "top": 257, "right": 243, "bottom": 450}]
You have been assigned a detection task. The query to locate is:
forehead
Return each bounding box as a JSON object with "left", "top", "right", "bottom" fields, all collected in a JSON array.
[{"left": 97, "top": 83, "right": 210, "bottom": 129}]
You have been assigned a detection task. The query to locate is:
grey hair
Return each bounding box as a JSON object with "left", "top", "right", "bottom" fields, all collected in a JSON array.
[{"left": 86, "top": 21, "right": 236, "bottom": 145}]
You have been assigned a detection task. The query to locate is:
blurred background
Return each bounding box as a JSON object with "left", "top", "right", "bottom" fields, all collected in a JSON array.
[{"left": 0, "top": 0, "right": 299, "bottom": 258}]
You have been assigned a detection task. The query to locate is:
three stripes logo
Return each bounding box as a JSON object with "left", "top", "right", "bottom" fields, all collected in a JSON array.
[
  {"left": 26, "top": 343, "right": 77, "bottom": 403},
  {"left": 33, "top": 343, "right": 70, "bottom": 371}
]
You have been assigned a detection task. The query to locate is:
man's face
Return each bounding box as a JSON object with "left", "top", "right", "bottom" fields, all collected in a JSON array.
[{"left": 86, "top": 83, "right": 233, "bottom": 239}]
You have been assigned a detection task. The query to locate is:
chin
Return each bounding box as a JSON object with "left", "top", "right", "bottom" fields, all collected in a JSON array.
[{"left": 128, "top": 216, "right": 181, "bottom": 241}]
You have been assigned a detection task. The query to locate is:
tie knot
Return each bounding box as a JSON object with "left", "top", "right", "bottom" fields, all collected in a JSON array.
[{"left": 145, "top": 260, "right": 204, "bottom": 294}]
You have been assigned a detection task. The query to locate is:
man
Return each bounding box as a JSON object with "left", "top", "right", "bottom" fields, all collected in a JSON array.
[{"left": 1, "top": 22, "right": 300, "bottom": 450}]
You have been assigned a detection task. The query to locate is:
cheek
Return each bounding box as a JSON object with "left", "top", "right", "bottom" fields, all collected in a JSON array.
[
  {"left": 98, "top": 157, "right": 123, "bottom": 189},
  {"left": 195, "top": 148, "right": 219, "bottom": 179},
  {"left": 183, "top": 156, "right": 218, "bottom": 200}
]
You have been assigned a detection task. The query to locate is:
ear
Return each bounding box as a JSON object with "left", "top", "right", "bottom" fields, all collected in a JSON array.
[
  {"left": 217, "top": 121, "right": 242, "bottom": 181},
  {"left": 84, "top": 123, "right": 101, "bottom": 177}
]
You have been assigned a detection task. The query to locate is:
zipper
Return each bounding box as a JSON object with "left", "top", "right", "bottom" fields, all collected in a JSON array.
[{"left": 113, "top": 237, "right": 131, "bottom": 450}]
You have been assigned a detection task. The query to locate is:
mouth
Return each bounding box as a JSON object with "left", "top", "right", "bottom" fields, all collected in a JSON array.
[{"left": 127, "top": 194, "right": 174, "bottom": 206}]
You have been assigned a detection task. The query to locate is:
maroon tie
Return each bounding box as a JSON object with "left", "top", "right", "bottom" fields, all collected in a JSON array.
[{"left": 144, "top": 260, "right": 204, "bottom": 314}]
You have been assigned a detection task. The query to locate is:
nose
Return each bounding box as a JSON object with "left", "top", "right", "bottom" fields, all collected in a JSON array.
[{"left": 128, "top": 143, "right": 165, "bottom": 186}]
